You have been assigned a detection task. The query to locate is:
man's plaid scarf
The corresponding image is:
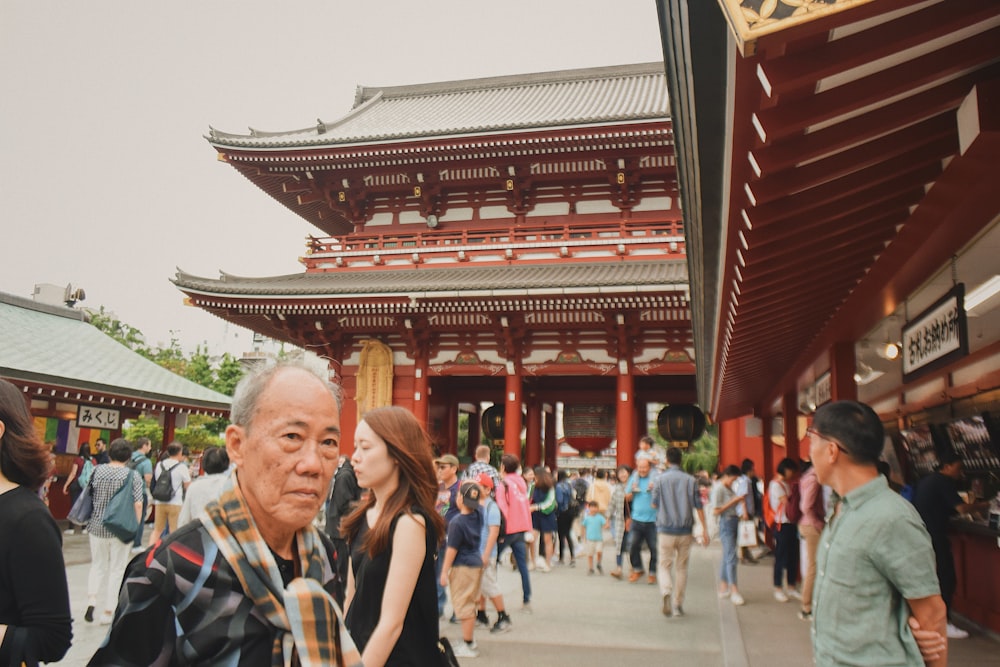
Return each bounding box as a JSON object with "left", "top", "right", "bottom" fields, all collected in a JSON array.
[{"left": 201, "top": 473, "right": 363, "bottom": 667}]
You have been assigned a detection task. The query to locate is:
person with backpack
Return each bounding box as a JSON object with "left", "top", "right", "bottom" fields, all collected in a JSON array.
[
  {"left": 84, "top": 438, "right": 144, "bottom": 625},
  {"left": 147, "top": 441, "right": 191, "bottom": 547},
  {"left": 62, "top": 442, "right": 95, "bottom": 535},
  {"left": 554, "top": 470, "right": 577, "bottom": 567},
  {"left": 128, "top": 437, "right": 153, "bottom": 553},
  {"left": 766, "top": 457, "right": 800, "bottom": 603}
]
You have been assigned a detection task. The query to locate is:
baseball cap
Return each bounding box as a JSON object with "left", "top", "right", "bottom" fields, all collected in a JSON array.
[
  {"left": 434, "top": 454, "right": 459, "bottom": 467},
  {"left": 460, "top": 480, "right": 482, "bottom": 511},
  {"left": 475, "top": 472, "right": 494, "bottom": 492}
]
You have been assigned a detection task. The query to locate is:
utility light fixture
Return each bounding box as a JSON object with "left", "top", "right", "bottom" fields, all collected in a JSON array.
[{"left": 965, "top": 275, "right": 1000, "bottom": 316}]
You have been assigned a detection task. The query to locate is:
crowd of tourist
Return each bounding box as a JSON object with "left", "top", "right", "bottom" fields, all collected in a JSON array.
[{"left": 0, "top": 365, "right": 982, "bottom": 665}]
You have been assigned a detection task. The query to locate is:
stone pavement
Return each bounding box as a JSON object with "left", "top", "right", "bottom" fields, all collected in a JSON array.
[{"left": 54, "top": 525, "right": 1000, "bottom": 666}]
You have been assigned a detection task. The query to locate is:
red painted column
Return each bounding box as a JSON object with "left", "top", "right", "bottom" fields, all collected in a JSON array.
[
  {"left": 783, "top": 391, "right": 805, "bottom": 462},
  {"left": 830, "top": 341, "right": 857, "bottom": 402},
  {"left": 163, "top": 412, "right": 177, "bottom": 451},
  {"left": 413, "top": 356, "right": 430, "bottom": 428},
  {"left": 504, "top": 373, "right": 523, "bottom": 460},
  {"left": 544, "top": 403, "right": 558, "bottom": 471},
  {"left": 468, "top": 403, "right": 481, "bottom": 453},
  {"left": 615, "top": 373, "right": 636, "bottom": 468},
  {"left": 525, "top": 400, "right": 542, "bottom": 468},
  {"left": 445, "top": 400, "right": 460, "bottom": 457},
  {"left": 761, "top": 412, "right": 775, "bottom": 479},
  {"left": 719, "top": 418, "right": 742, "bottom": 470}
]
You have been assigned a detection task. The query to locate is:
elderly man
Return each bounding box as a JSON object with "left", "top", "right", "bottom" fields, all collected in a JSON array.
[
  {"left": 625, "top": 457, "right": 658, "bottom": 583},
  {"left": 808, "top": 400, "right": 947, "bottom": 667},
  {"left": 91, "top": 361, "right": 361, "bottom": 667}
]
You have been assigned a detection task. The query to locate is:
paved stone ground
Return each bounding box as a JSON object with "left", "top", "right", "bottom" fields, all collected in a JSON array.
[{"left": 54, "top": 524, "right": 1000, "bottom": 666}]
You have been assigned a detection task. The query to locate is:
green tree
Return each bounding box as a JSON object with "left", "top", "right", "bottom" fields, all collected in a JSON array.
[
  {"left": 185, "top": 345, "right": 215, "bottom": 388},
  {"left": 87, "top": 306, "right": 149, "bottom": 355},
  {"left": 681, "top": 425, "right": 719, "bottom": 474},
  {"left": 149, "top": 334, "right": 187, "bottom": 376},
  {"left": 213, "top": 353, "right": 244, "bottom": 396},
  {"left": 123, "top": 415, "right": 163, "bottom": 446},
  {"left": 176, "top": 414, "right": 225, "bottom": 450}
]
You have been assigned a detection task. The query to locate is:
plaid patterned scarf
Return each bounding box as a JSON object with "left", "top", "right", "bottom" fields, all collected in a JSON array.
[{"left": 201, "top": 472, "right": 362, "bottom": 667}]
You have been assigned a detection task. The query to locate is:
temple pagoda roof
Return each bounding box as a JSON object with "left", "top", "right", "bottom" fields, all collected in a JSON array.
[
  {"left": 207, "top": 62, "right": 668, "bottom": 149},
  {"left": 173, "top": 259, "right": 688, "bottom": 298},
  {"left": 0, "top": 292, "right": 232, "bottom": 415}
]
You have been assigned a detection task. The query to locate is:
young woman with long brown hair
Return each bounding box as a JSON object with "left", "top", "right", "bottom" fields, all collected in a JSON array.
[
  {"left": 342, "top": 406, "right": 445, "bottom": 667},
  {"left": 0, "top": 378, "right": 72, "bottom": 666}
]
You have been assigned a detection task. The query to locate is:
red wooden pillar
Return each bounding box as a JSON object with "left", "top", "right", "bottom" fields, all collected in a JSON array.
[
  {"left": 615, "top": 372, "right": 636, "bottom": 468},
  {"left": 162, "top": 412, "right": 177, "bottom": 451},
  {"left": 719, "top": 418, "right": 741, "bottom": 470},
  {"left": 544, "top": 403, "right": 558, "bottom": 471},
  {"left": 504, "top": 373, "right": 523, "bottom": 459},
  {"left": 413, "top": 356, "right": 429, "bottom": 427},
  {"left": 761, "top": 410, "right": 775, "bottom": 479},
  {"left": 830, "top": 341, "right": 857, "bottom": 402},
  {"left": 783, "top": 391, "right": 805, "bottom": 462},
  {"left": 445, "top": 400, "right": 460, "bottom": 457},
  {"left": 525, "top": 400, "right": 542, "bottom": 468},
  {"left": 468, "top": 403, "right": 481, "bottom": 453}
]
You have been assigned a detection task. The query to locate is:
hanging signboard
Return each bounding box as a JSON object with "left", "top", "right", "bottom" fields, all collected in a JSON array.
[
  {"left": 902, "top": 284, "right": 968, "bottom": 384},
  {"left": 815, "top": 372, "right": 831, "bottom": 408},
  {"left": 77, "top": 404, "right": 121, "bottom": 430}
]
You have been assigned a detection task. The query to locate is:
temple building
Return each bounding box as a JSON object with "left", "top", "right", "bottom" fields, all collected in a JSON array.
[
  {"left": 174, "top": 63, "right": 696, "bottom": 467},
  {"left": 1, "top": 289, "right": 231, "bottom": 518},
  {"left": 658, "top": 0, "right": 1000, "bottom": 634}
]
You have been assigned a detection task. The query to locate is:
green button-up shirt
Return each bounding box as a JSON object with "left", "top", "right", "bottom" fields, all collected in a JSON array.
[{"left": 812, "top": 475, "right": 939, "bottom": 666}]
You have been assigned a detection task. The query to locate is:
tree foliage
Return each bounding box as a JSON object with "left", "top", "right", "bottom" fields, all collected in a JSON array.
[
  {"left": 87, "top": 307, "right": 244, "bottom": 443},
  {"left": 122, "top": 415, "right": 163, "bottom": 445},
  {"left": 646, "top": 407, "right": 719, "bottom": 474}
]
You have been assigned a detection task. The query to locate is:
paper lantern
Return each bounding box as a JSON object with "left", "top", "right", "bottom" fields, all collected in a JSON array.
[
  {"left": 563, "top": 403, "right": 615, "bottom": 454},
  {"left": 481, "top": 405, "right": 505, "bottom": 441},
  {"left": 657, "top": 404, "right": 706, "bottom": 443}
]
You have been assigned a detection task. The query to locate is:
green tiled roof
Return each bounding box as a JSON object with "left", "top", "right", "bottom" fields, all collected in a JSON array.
[
  {"left": 208, "top": 62, "right": 668, "bottom": 148},
  {"left": 0, "top": 292, "right": 231, "bottom": 412},
  {"left": 173, "top": 260, "right": 689, "bottom": 297}
]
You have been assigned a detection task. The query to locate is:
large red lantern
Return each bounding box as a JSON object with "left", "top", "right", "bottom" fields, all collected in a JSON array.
[{"left": 562, "top": 403, "right": 616, "bottom": 455}]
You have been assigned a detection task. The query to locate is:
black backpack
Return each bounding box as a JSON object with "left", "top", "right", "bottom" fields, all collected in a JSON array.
[{"left": 151, "top": 461, "right": 177, "bottom": 502}]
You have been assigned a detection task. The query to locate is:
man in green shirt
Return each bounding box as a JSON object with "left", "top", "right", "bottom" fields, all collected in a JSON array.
[{"left": 808, "top": 400, "right": 947, "bottom": 666}]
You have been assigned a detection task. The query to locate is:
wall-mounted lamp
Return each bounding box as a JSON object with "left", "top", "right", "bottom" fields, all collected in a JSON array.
[{"left": 883, "top": 341, "right": 901, "bottom": 360}]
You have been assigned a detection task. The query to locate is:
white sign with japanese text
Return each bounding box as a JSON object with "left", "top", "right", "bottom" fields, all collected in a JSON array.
[
  {"left": 902, "top": 284, "right": 968, "bottom": 382},
  {"left": 77, "top": 405, "right": 120, "bottom": 430}
]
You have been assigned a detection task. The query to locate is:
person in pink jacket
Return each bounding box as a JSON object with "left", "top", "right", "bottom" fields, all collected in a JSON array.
[{"left": 494, "top": 454, "right": 533, "bottom": 611}]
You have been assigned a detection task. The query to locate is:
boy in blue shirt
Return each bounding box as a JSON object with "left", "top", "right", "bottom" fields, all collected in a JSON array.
[
  {"left": 581, "top": 500, "right": 607, "bottom": 574},
  {"left": 440, "top": 480, "right": 484, "bottom": 658}
]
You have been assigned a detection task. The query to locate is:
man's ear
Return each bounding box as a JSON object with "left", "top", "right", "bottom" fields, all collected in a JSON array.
[{"left": 226, "top": 424, "right": 246, "bottom": 468}]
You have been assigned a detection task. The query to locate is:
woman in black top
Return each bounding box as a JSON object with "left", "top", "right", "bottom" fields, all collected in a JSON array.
[
  {"left": 342, "top": 406, "right": 445, "bottom": 667},
  {"left": 0, "top": 379, "right": 72, "bottom": 666}
]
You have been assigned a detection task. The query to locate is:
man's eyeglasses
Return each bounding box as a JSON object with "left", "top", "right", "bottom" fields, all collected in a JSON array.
[{"left": 806, "top": 428, "right": 849, "bottom": 455}]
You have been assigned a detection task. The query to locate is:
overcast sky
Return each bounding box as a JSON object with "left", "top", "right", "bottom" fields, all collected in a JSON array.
[{"left": 1, "top": 1, "right": 665, "bottom": 357}]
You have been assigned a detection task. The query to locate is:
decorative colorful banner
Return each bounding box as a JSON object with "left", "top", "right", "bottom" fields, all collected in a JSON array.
[{"left": 33, "top": 416, "right": 109, "bottom": 453}]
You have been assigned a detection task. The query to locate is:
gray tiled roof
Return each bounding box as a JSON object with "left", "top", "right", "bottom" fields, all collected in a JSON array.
[
  {"left": 0, "top": 292, "right": 231, "bottom": 411},
  {"left": 174, "top": 260, "right": 688, "bottom": 297},
  {"left": 208, "top": 62, "right": 668, "bottom": 149}
]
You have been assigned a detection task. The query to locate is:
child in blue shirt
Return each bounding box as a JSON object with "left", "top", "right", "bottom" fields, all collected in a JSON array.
[
  {"left": 440, "top": 480, "right": 484, "bottom": 657},
  {"left": 580, "top": 500, "right": 607, "bottom": 574}
]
